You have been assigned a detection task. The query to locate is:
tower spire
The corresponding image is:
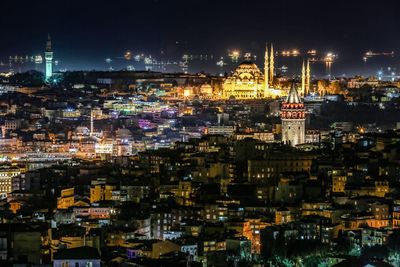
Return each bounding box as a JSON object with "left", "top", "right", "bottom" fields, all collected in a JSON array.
[
  {"left": 269, "top": 43, "right": 274, "bottom": 85},
  {"left": 301, "top": 60, "right": 306, "bottom": 96},
  {"left": 46, "top": 34, "right": 52, "bottom": 52},
  {"left": 286, "top": 82, "right": 302, "bottom": 104},
  {"left": 305, "top": 59, "right": 311, "bottom": 95},
  {"left": 90, "top": 109, "right": 94, "bottom": 136},
  {"left": 264, "top": 43, "right": 269, "bottom": 96},
  {"left": 44, "top": 34, "right": 53, "bottom": 81}
]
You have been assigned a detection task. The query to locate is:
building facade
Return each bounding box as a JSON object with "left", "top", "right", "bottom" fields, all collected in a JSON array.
[{"left": 222, "top": 44, "right": 282, "bottom": 99}]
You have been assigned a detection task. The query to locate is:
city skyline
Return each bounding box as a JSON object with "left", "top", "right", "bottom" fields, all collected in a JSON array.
[
  {"left": 1, "top": 1, "right": 400, "bottom": 266},
  {"left": 1, "top": 0, "right": 400, "bottom": 75}
]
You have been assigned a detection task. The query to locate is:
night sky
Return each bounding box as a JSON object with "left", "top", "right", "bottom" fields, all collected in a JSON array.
[{"left": 2, "top": 0, "right": 400, "bottom": 75}]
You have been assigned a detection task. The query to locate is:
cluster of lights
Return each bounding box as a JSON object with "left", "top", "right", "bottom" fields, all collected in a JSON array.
[
  {"left": 324, "top": 52, "right": 337, "bottom": 63},
  {"left": 216, "top": 57, "right": 226, "bottom": 67},
  {"left": 228, "top": 50, "right": 240, "bottom": 62},
  {"left": 281, "top": 49, "right": 300, "bottom": 57},
  {"left": 307, "top": 50, "right": 317, "bottom": 56},
  {"left": 124, "top": 51, "right": 132, "bottom": 60},
  {"left": 308, "top": 52, "right": 337, "bottom": 64},
  {"left": 363, "top": 51, "right": 394, "bottom": 62},
  {"left": 8, "top": 55, "right": 43, "bottom": 64}
]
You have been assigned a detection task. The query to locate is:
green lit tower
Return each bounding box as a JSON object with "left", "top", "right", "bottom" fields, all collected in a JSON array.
[{"left": 45, "top": 34, "right": 53, "bottom": 81}]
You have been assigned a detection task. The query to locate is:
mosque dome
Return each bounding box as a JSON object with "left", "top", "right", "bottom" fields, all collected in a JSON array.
[{"left": 231, "top": 60, "right": 262, "bottom": 80}]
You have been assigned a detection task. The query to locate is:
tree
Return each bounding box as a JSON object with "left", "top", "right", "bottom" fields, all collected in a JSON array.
[
  {"left": 334, "top": 236, "right": 353, "bottom": 255},
  {"left": 361, "top": 245, "right": 389, "bottom": 260},
  {"left": 348, "top": 85, "right": 373, "bottom": 102},
  {"left": 9, "top": 70, "right": 44, "bottom": 86}
]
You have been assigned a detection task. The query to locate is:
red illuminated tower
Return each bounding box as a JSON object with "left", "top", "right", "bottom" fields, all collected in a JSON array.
[{"left": 280, "top": 84, "right": 306, "bottom": 146}]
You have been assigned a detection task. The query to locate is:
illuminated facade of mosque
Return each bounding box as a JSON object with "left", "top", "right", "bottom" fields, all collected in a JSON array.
[
  {"left": 222, "top": 44, "right": 282, "bottom": 99},
  {"left": 222, "top": 60, "right": 266, "bottom": 99},
  {"left": 221, "top": 44, "right": 311, "bottom": 99}
]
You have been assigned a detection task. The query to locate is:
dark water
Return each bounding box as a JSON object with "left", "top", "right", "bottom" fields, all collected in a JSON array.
[
  {"left": 215, "top": 55, "right": 400, "bottom": 79},
  {"left": 2, "top": 50, "right": 398, "bottom": 79}
]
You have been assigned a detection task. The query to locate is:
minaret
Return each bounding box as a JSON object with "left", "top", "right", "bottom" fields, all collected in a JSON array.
[
  {"left": 45, "top": 34, "right": 53, "bottom": 81},
  {"left": 264, "top": 43, "right": 269, "bottom": 96},
  {"left": 305, "top": 59, "right": 311, "bottom": 95},
  {"left": 301, "top": 60, "right": 306, "bottom": 96},
  {"left": 90, "top": 109, "right": 94, "bottom": 136},
  {"left": 269, "top": 43, "right": 274, "bottom": 85},
  {"left": 280, "top": 83, "right": 306, "bottom": 147}
]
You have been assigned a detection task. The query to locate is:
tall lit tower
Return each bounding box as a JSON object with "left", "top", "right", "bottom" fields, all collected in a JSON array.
[
  {"left": 264, "top": 43, "right": 269, "bottom": 95},
  {"left": 45, "top": 34, "right": 53, "bottom": 81},
  {"left": 301, "top": 60, "right": 306, "bottom": 96},
  {"left": 305, "top": 59, "right": 311, "bottom": 95},
  {"left": 90, "top": 109, "right": 94, "bottom": 136},
  {"left": 280, "top": 83, "right": 306, "bottom": 147},
  {"left": 269, "top": 43, "right": 274, "bottom": 85}
]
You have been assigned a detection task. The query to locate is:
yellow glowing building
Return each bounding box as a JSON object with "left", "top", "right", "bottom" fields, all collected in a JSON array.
[
  {"left": 90, "top": 179, "right": 116, "bottom": 203},
  {"left": 0, "top": 165, "right": 24, "bottom": 198},
  {"left": 9, "top": 200, "right": 22, "bottom": 214},
  {"left": 332, "top": 175, "right": 346, "bottom": 193},
  {"left": 222, "top": 44, "right": 283, "bottom": 99},
  {"left": 176, "top": 180, "right": 194, "bottom": 206},
  {"left": 222, "top": 61, "right": 265, "bottom": 99},
  {"left": 57, "top": 187, "right": 75, "bottom": 209}
]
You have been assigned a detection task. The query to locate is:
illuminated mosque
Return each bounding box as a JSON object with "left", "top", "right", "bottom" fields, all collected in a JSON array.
[{"left": 221, "top": 44, "right": 311, "bottom": 99}]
